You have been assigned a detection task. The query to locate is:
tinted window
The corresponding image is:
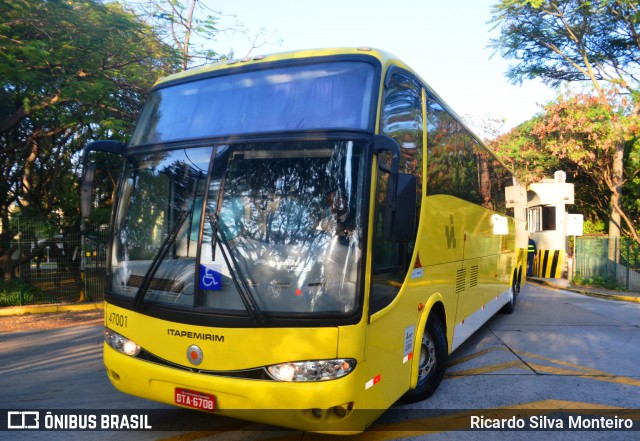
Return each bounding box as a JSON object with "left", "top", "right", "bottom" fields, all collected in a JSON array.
[
  {"left": 426, "top": 93, "right": 514, "bottom": 215},
  {"left": 427, "top": 95, "right": 479, "bottom": 203},
  {"left": 370, "top": 70, "right": 424, "bottom": 314},
  {"left": 130, "top": 62, "right": 376, "bottom": 146}
]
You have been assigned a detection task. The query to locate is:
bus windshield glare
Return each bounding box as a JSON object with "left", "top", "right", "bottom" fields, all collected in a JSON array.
[
  {"left": 109, "top": 140, "right": 367, "bottom": 319},
  {"left": 129, "top": 61, "right": 375, "bottom": 146}
]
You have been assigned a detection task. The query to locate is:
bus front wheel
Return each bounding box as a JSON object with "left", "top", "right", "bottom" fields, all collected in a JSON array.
[{"left": 401, "top": 314, "right": 448, "bottom": 403}]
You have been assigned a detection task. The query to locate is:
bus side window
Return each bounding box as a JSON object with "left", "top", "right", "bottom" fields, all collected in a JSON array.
[{"left": 370, "top": 69, "right": 423, "bottom": 315}]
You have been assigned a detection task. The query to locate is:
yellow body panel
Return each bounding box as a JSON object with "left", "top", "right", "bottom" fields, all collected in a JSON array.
[
  {"left": 105, "top": 340, "right": 380, "bottom": 432},
  {"left": 105, "top": 304, "right": 390, "bottom": 432},
  {"left": 105, "top": 303, "right": 339, "bottom": 371}
]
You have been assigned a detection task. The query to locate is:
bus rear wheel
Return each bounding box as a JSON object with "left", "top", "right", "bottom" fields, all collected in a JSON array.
[
  {"left": 500, "top": 274, "right": 520, "bottom": 314},
  {"left": 401, "top": 314, "right": 448, "bottom": 403}
]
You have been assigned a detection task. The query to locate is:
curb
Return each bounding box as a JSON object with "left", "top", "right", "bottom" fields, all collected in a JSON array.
[
  {"left": 564, "top": 289, "right": 640, "bottom": 304},
  {"left": 527, "top": 278, "right": 640, "bottom": 304},
  {"left": 0, "top": 301, "right": 104, "bottom": 317}
]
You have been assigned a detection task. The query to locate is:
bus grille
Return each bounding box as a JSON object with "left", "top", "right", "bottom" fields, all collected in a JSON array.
[
  {"left": 136, "top": 349, "right": 270, "bottom": 380},
  {"left": 455, "top": 269, "right": 466, "bottom": 294}
]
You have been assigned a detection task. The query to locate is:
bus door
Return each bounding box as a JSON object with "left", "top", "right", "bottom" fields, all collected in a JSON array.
[{"left": 364, "top": 69, "right": 424, "bottom": 403}]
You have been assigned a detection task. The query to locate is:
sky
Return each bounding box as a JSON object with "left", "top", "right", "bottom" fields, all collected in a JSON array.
[{"left": 206, "top": 0, "right": 559, "bottom": 137}]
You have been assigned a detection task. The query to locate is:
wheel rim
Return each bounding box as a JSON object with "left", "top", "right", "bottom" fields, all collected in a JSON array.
[{"left": 418, "top": 332, "right": 437, "bottom": 380}]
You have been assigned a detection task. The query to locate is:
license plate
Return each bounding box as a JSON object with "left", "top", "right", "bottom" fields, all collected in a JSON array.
[{"left": 174, "top": 387, "right": 216, "bottom": 411}]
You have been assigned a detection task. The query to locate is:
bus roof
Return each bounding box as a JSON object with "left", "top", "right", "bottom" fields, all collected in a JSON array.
[{"left": 153, "top": 47, "right": 399, "bottom": 88}]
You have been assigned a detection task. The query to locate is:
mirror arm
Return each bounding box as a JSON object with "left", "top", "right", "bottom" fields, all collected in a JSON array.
[
  {"left": 82, "top": 140, "right": 125, "bottom": 159},
  {"left": 373, "top": 134, "right": 400, "bottom": 174}
]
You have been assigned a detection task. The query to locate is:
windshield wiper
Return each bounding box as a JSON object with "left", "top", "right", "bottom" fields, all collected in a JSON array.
[
  {"left": 206, "top": 212, "right": 265, "bottom": 324},
  {"left": 133, "top": 170, "right": 203, "bottom": 308},
  {"left": 133, "top": 209, "right": 190, "bottom": 308}
]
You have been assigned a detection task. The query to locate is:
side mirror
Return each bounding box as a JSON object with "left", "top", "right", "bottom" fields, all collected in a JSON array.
[
  {"left": 80, "top": 140, "right": 125, "bottom": 219},
  {"left": 373, "top": 134, "right": 418, "bottom": 242},
  {"left": 384, "top": 173, "right": 417, "bottom": 242}
]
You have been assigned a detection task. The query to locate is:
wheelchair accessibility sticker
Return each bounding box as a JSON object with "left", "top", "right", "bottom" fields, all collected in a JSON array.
[{"left": 200, "top": 263, "right": 222, "bottom": 291}]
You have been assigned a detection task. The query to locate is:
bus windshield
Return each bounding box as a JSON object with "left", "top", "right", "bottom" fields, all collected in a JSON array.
[
  {"left": 109, "top": 140, "right": 367, "bottom": 320},
  {"left": 129, "top": 61, "right": 376, "bottom": 146}
]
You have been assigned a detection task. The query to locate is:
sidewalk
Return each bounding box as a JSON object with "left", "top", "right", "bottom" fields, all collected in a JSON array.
[
  {"left": 527, "top": 277, "right": 640, "bottom": 304},
  {"left": 0, "top": 301, "right": 103, "bottom": 317}
]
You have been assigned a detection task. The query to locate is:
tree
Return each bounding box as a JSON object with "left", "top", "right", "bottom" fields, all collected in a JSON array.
[
  {"left": 492, "top": 91, "right": 640, "bottom": 242},
  {"left": 0, "top": 0, "right": 179, "bottom": 278},
  {"left": 0, "top": 0, "right": 179, "bottom": 218},
  {"left": 128, "top": 0, "right": 280, "bottom": 70},
  {"left": 490, "top": 0, "right": 640, "bottom": 244},
  {"left": 126, "top": 0, "right": 224, "bottom": 70}
]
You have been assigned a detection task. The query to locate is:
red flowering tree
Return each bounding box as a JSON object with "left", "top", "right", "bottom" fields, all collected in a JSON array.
[
  {"left": 490, "top": 0, "right": 640, "bottom": 245},
  {"left": 493, "top": 91, "right": 640, "bottom": 243}
]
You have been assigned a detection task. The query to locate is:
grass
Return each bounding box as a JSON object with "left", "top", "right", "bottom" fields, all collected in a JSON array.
[
  {"left": 571, "top": 273, "right": 624, "bottom": 291},
  {"left": 0, "top": 279, "right": 47, "bottom": 306}
]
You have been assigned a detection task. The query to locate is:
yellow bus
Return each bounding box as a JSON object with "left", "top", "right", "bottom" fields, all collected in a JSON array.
[{"left": 84, "top": 48, "right": 528, "bottom": 433}]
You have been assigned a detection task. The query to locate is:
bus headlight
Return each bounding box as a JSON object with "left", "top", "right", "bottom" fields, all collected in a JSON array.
[
  {"left": 266, "top": 359, "right": 356, "bottom": 382},
  {"left": 104, "top": 328, "right": 141, "bottom": 357}
]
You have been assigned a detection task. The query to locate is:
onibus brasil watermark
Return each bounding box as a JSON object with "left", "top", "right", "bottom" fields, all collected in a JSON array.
[{"left": 5, "top": 410, "right": 152, "bottom": 430}]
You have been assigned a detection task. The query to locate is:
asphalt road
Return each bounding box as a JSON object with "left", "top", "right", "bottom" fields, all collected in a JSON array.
[{"left": 1, "top": 283, "right": 639, "bottom": 440}]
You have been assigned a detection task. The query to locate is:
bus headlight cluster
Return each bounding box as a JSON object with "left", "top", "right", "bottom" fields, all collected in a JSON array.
[
  {"left": 266, "top": 359, "right": 356, "bottom": 382},
  {"left": 104, "top": 328, "right": 141, "bottom": 357}
]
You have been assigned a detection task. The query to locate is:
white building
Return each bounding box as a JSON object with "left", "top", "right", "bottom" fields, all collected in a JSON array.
[{"left": 527, "top": 171, "right": 577, "bottom": 278}]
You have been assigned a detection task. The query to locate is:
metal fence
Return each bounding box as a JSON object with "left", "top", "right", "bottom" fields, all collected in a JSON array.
[
  {"left": 0, "top": 219, "right": 109, "bottom": 307},
  {"left": 3, "top": 221, "right": 638, "bottom": 306},
  {"left": 574, "top": 236, "right": 640, "bottom": 292}
]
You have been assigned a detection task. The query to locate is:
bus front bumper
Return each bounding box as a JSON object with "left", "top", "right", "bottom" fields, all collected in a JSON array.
[{"left": 104, "top": 343, "right": 383, "bottom": 433}]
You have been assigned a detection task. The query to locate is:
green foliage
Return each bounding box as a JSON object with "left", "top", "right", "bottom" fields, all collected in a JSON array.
[
  {"left": 0, "top": 279, "right": 43, "bottom": 307},
  {"left": 130, "top": 0, "right": 231, "bottom": 70},
  {"left": 0, "top": 0, "right": 180, "bottom": 240},
  {"left": 571, "top": 273, "right": 623, "bottom": 291},
  {"left": 490, "top": 0, "right": 640, "bottom": 94},
  {"left": 584, "top": 219, "right": 607, "bottom": 235}
]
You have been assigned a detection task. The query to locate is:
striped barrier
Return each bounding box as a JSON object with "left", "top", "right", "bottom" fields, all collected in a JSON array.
[{"left": 533, "top": 249, "right": 564, "bottom": 278}]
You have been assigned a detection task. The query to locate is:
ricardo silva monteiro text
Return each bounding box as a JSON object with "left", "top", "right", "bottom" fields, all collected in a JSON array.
[{"left": 471, "top": 415, "right": 634, "bottom": 430}]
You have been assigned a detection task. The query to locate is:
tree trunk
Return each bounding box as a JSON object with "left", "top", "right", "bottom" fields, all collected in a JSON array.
[{"left": 607, "top": 140, "right": 625, "bottom": 261}]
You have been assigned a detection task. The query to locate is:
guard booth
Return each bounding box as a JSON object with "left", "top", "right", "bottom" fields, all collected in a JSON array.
[{"left": 527, "top": 171, "right": 577, "bottom": 278}]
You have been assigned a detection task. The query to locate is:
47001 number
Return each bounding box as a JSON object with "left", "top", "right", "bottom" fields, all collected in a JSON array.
[{"left": 108, "top": 312, "right": 128, "bottom": 328}]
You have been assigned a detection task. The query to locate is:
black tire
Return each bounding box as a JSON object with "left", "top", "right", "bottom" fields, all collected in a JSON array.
[
  {"left": 500, "top": 281, "right": 518, "bottom": 314},
  {"left": 400, "top": 314, "right": 448, "bottom": 403}
]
